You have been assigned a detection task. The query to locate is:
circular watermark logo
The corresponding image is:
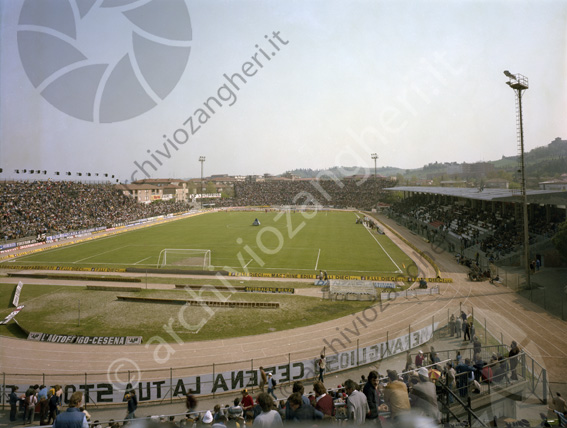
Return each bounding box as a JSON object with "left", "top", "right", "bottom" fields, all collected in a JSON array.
[
  {"left": 106, "top": 357, "right": 142, "bottom": 392},
  {"left": 17, "top": 0, "right": 192, "bottom": 123}
]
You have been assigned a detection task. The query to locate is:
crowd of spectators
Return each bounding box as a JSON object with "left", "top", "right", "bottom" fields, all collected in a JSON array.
[
  {"left": 388, "top": 194, "right": 563, "bottom": 260},
  {"left": 215, "top": 178, "right": 392, "bottom": 210},
  {"left": 10, "top": 337, "right": 534, "bottom": 428},
  {"left": 1, "top": 181, "right": 189, "bottom": 242}
]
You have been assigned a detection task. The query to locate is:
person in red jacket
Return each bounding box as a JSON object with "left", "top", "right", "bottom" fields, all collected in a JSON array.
[
  {"left": 312, "top": 381, "right": 334, "bottom": 417},
  {"left": 240, "top": 389, "right": 254, "bottom": 418},
  {"left": 415, "top": 350, "right": 425, "bottom": 367}
]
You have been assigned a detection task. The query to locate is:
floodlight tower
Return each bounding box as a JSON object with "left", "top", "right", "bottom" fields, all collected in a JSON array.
[
  {"left": 503, "top": 70, "right": 530, "bottom": 291},
  {"left": 199, "top": 156, "right": 206, "bottom": 209},
  {"left": 371, "top": 153, "right": 378, "bottom": 179}
]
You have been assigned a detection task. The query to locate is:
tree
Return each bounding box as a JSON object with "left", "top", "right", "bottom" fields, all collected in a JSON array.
[
  {"left": 221, "top": 186, "right": 234, "bottom": 198},
  {"left": 552, "top": 220, "right": 567, "bottom": 259},
  {"left": 205, "top": 181, "right": 217, "bottom": 194}
]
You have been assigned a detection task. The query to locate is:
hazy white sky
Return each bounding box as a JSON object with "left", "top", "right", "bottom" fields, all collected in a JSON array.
[{"left": 1, "top": 0, "right": 566, "bottom": 182}]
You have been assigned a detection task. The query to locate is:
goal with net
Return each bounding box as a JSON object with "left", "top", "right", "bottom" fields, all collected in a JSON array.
[{"left": 157, "top": 249, "right": 211, "bottom": 269}]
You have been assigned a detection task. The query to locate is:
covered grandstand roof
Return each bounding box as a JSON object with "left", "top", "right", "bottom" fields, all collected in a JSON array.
[{"left": 385, "top": 186, "right": 567, "bottom": 205}]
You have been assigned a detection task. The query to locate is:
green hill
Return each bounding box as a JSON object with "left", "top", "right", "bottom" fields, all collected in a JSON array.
[{"left": 284, "top": 137, "right": 567, "bottom": 182}]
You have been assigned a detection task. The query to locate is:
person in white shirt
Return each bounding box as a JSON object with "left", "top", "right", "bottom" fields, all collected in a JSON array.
[
  {"left": 253, "top": 393, "right": 282, "bottom": 428},
  {"left": 344, "top": 379, "right": 369, "bottom": 425}
]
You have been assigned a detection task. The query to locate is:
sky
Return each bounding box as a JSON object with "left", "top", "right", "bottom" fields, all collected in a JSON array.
[{"left": 0, "top": 0, "right": 566, "bottom": 182}]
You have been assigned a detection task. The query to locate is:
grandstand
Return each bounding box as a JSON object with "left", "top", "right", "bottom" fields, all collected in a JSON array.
[
  {"left": 386, "top": 186, "right": 567, "bottom": 266},
  {"left": 0, "top": 181, "right": 189, "bottom": 243},
  {"left": 215, "top": 177, "right": 393, "bottom": 209}
]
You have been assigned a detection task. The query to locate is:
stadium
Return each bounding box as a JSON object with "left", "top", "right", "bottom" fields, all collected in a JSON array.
[{"left": 1, "top": 175, "right": 566, "bottom": 428}]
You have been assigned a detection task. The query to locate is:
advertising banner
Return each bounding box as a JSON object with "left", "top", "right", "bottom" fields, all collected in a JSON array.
[
  {"left": 8, "top": 323, "right": 437, "bottom": 404},
  {"left": 12, "top": 281, "right": 23, "bottom": 306},
  {"left": 0, "top": 305, "right": 24, "bottom": 325}
]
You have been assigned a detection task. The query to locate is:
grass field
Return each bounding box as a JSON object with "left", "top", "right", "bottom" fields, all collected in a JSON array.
[
  {"left": 7, "top": 210, "right": 415, "bottom": 277},
  {"left": 0, "top": 283, "right": 375, "bottom": 341}
]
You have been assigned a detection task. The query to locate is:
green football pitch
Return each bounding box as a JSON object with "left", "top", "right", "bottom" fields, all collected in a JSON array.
[{"left": 8, "top": 210, "right": 414, "bottom": 276}]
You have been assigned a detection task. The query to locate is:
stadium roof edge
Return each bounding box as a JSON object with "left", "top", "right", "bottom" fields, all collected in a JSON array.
[{"left": 384, "top": 186, "right": 567, "bottom": 205}]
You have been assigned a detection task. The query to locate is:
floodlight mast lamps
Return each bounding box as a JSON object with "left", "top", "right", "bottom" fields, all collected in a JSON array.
[
  {"left": 371, "top": 153, "right": 378, "bottom": 179},
  {"left": 504, "top": 70, "right": 531, "bottom": 291},
  {"left": 199, "top": 156, "right": 206, "bottom": 209}
]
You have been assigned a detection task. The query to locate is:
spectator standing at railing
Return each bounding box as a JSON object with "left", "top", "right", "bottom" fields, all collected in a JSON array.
[
  {"left": 344, "top": 379, "right": 369, "bottom": 425},
  {"left": 463, "top": 321, "right": 471, "bottom": 342},
  {"left": 38, "top": 385, "right": 49, "bottom": 424},
  {"left": 473, "top": 336, "right": 482, "bottom": 356},
  {"left": 473, "top": 353, "right": 486, "bottom": 382},
  {"left": 409, "top": 367, "right": 440, "bottom": 423},
  {"left": 508, "top": 341, "right": 521, "bottom": 381},
  {"left": 404, "top": 351, "right": 413, "bottom": 371},
  {"left": 312, "top": 381, "right": 334, "bottom": 418},
  {"left": 25, "top": 389, "right": 38, "bottom": 424},
  {"left": 284, "top": 382, "right": 311, "bottom": 420},
  {"left": 52, "top": 391, "right": 88, "bottom": 428},
  {"left": 124, "top": 389, "right": 137, "bottom": 420},
  {"left": 554, "top": 392, "right": 566, "bottom": 413},
  {"left": 47, "top": 386, "right": 63, "bottom": 424},
  {"left": 259, "top": 367, "right": 267, "bottom": 392},
  {"left": 252, "top": 393, "right": 282, "bottom": 428},
  {"left": 415, "top": 350, "right": 425, "bottom": 367},
  {"left": 455, "top": 316, "right": 462, "bottom": 339},
  {"left": 444, "top": 362, "right": 456, "bottom": 404},
  {"left": 362, "top": 371, "right": 382, "bottom": 426},
  {"left": 286, "top": 392, "right": 323, "bottom": 423},
  {"left": 383, "top": 370, "right": 410, "bottom": 421},
  {"left": 456, "top": 359, "right": 475, "bottom": 397},
  {"left": 9, "top": 386, "right": 19, "bottom": 422},
  {"left": 469, "top": 322, "right": 476, "bottom": 344}
]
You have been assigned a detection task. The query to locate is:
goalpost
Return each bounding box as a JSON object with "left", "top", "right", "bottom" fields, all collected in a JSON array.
[{"left": 157, "top": 249, "right": 211, "bottom": 269}]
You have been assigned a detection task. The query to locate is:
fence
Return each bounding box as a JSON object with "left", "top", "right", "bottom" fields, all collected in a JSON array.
[
  {"left": 488, "top": 264, "right": 524, "bottom": 291},
  {"left": 1, "top": 315, "right": 440, "bottom": 409},
  {"left": 490, "top": 264, "right": 567, "bottom": 321}
]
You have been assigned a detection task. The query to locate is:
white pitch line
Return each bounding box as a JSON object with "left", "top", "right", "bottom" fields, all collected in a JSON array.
[
  {"left": 363, "top": 225, "right": 403, "bottom": 273},
  {"left": 243, "top": 259, "right": 253, "bottom": 268},
  {"left": 133, "top": 256, "right": 152, "bottom": 265},
  {"left": 314, "top": 248, "right": 321, "bottom": 271}
]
